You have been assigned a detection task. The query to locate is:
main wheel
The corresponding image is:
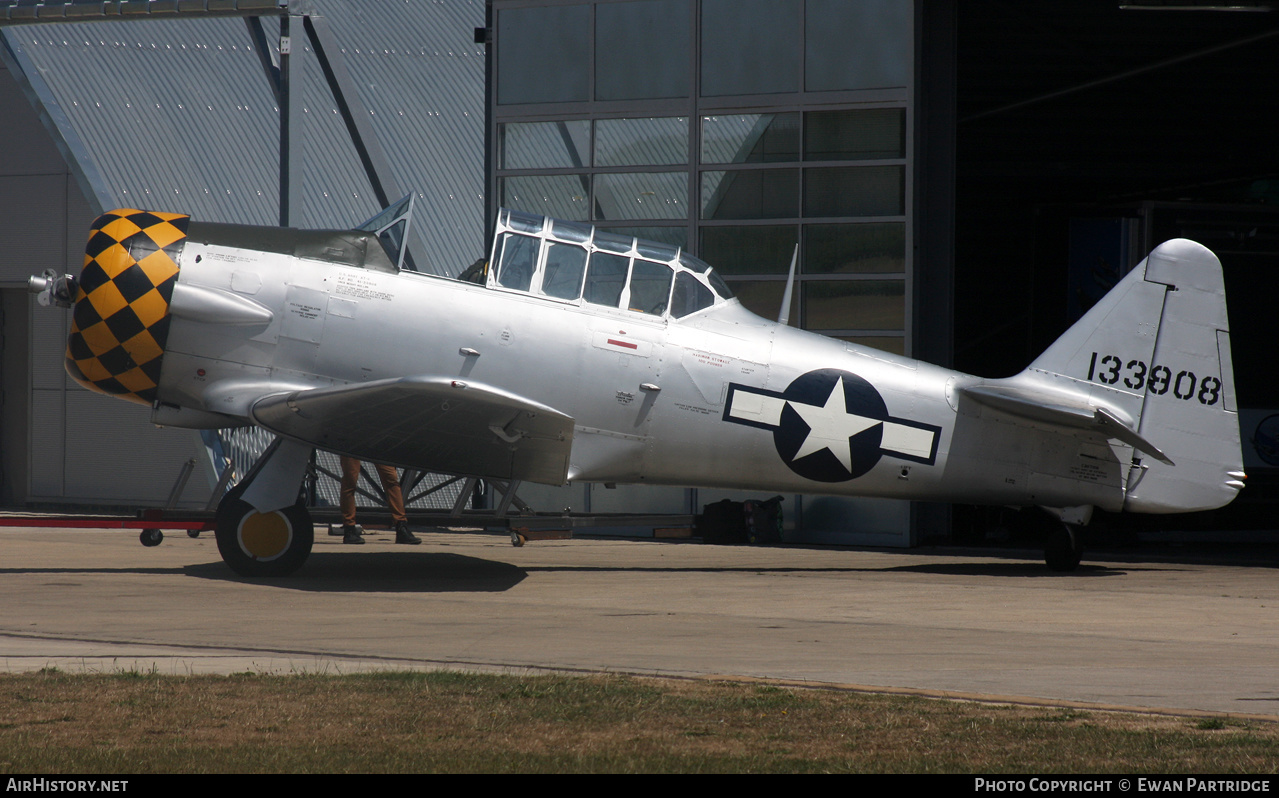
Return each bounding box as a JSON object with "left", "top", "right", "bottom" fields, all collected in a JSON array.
[
  {"left": 1044, "top": 521, "right": 1085, "bottom": 572},
  {"left": 214, "top": 490, "right": 313, "bottom": 577}
]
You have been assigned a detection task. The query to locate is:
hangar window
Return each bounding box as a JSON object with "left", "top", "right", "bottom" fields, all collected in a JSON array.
[
  {"left": 497, "top": 5, "right": 589, "bottom": 104},
  {"left": 701, "top": 0, "right": 802, "bottom": 97},
  {"left": 595, "top": 0, "right": 691, "bottom": 101}
]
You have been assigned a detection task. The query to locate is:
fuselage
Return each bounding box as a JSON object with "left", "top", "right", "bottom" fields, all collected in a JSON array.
[{"left": 68, "top": 208, "right": 1248, "bottom": 517}]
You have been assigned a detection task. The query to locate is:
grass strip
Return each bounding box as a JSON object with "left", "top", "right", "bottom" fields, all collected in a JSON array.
[{"left": 0, "top": 670, "right": 1275, "bottom": 774}]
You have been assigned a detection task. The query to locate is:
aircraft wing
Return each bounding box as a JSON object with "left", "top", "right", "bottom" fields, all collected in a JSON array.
[
  {"left": 958, "top": 383, "right": 1174, "bottom": 466},
  {"left": 249, "top": 376, "right": 575, "bottom": 485}
]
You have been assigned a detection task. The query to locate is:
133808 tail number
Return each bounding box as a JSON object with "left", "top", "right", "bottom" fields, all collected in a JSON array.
[{"left": 1086, "top": 352, "right": 1221, "bottom": 405}]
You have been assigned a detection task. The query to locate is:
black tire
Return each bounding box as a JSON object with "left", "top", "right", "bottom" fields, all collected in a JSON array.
[
  {"left": 1044, "top": 521, "right": 1084, "bottom": 572},
  {"left": 140, "top": 528, "right": 163, "bottom": 547},
  {"left": 214, "top": 490, "right": 313, "bottom": 577}
]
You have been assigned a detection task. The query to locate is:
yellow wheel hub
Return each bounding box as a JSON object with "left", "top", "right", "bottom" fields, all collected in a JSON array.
[{"left": 238, "top": 510, "right": 292, "bottom": 561}]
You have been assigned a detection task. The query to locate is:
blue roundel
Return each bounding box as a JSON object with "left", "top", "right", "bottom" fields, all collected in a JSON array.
[
  {"left": 773, "top": 369, "right": 888, "bottom": 482},
  {"left": 1254, "top": 414, "right": 1279, "bottom": 467}
]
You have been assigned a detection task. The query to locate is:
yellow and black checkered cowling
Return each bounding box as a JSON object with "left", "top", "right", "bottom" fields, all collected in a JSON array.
[{"left": 65, "top": 209, "right": 190, "bottom": 406}]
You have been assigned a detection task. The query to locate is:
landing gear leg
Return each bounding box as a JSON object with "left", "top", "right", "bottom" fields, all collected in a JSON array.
[{"left": 213, "top": 438, "right": 315, "bottom": 577}]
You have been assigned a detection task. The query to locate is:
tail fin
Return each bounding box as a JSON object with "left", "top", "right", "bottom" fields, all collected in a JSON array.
[{"left": 1025, "top": 239, "right": 1244, "bottom": 513}]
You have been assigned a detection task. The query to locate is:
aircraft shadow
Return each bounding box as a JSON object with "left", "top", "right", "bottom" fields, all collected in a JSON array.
[
  {"left": 183, "top": 552, "right": 527, "bottom": 593},
  {"left": 521, "top": 562, "right": 1130, "bottom": 578},
  {"left": 183, "top": 555, "right": 1141, "bottom": 585},
  {"left": 881, "top": 562, "right": 1129, "bottom": 578}
]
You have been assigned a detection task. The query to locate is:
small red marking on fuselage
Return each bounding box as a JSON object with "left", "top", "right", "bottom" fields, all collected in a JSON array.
[{"left": 607, "top": 338, "right": 639, "bottom": 350}]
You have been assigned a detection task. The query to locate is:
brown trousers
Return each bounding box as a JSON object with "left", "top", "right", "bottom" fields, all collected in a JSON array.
[{"left": 339, "top": 456, "right": 407, "bottom": 525}]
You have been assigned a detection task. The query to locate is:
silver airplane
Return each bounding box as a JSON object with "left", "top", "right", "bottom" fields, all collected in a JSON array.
[{"left": 28, "top": 200, "right": 1245, "bottom": 576}]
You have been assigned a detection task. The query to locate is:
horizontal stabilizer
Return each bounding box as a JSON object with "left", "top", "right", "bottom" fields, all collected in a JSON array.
[
  {"left": 958, "top": 384, "right": 1173, "bottom": 465},
  {"left": 249, "top": 376, "right": 575, "bottom": 485}
]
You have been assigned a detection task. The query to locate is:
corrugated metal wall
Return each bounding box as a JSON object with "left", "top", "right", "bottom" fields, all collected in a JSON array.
[{"left": 4, "top": 0, "right": 486, "bottom": 272}]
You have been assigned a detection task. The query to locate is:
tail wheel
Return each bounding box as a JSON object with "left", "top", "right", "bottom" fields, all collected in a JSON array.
[
  {"left": 1044, "top": 522, "right": 1085, "bottom": 572},
  {"left": 214, "top": 490, "right": 313, "bottom": 577}
]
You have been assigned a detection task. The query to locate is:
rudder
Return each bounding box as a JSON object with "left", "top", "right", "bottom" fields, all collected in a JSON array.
[{"left": 1123, "top": 240, "right": 1243, "bottom": 512}]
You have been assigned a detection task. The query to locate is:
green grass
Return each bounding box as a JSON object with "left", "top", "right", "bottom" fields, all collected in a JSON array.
[{"left": 0, "top": 671, "right": 1274, "bottom": 773}]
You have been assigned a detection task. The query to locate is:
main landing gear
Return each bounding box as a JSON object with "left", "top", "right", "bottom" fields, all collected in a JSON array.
[
  {"left": 1024, "top": 506, "right": 1088, "bottom": 572},
  {"left": 213, "top": 439, "right": 315, "bottom": 577},
  {"left": 1043, "top": 521, "right": 1085, "bottom": 572}
]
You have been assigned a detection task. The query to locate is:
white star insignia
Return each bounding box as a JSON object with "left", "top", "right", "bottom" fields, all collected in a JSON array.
[{"left": 787, "top": 376, "right": 882, "bottom": 472}]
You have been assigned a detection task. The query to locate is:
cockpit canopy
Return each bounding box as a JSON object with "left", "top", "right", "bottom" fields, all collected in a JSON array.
[{"left": 485, "top": 208, "right": 734, "bottom": 319}]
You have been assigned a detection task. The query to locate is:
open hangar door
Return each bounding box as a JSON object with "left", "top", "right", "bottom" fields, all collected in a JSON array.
[{"left": 950, "top": 1, "right": 1279, "bottom": 542}]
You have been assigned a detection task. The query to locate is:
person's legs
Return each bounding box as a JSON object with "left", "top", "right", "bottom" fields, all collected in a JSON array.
[
  {"left": 375, "top": 464, "right": 419, "bottom": 545},
  {"left": 374, "top": 464, "right": 407, "bottom": 522},
  {"left": 339, "top": 456, "right": 365, "bottom": 544},
  {"left": 340, "top": 456, "right": 362, "bottom": 526}
]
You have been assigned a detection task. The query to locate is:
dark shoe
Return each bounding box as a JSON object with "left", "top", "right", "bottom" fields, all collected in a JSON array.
[
  {"left": 395, "top": 520, "right": 420, "bottom": 545},
  {"left": 328, "top": 523, "right": 350, "bottom": 537},
  {"left": 343, "top": 524, "right": 365, "bottom": 545}
]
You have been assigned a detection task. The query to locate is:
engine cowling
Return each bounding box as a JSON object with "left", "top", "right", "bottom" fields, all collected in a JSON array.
[{"left": 64, "top": 208, "right": 190, "bottom": 406}]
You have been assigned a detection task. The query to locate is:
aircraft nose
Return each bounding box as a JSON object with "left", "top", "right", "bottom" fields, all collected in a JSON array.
[{"left": 64, "top": 208, "right": 190, "bottom": 405}]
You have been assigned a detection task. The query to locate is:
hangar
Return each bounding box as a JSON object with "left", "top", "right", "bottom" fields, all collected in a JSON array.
[{"left": 1, "top": 0, "right": 1274, "bottom": 544}]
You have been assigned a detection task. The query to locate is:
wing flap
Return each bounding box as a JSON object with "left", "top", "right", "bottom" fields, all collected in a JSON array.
[{"left": 250, "top": 376, "right": 574, "bottom": 485}]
